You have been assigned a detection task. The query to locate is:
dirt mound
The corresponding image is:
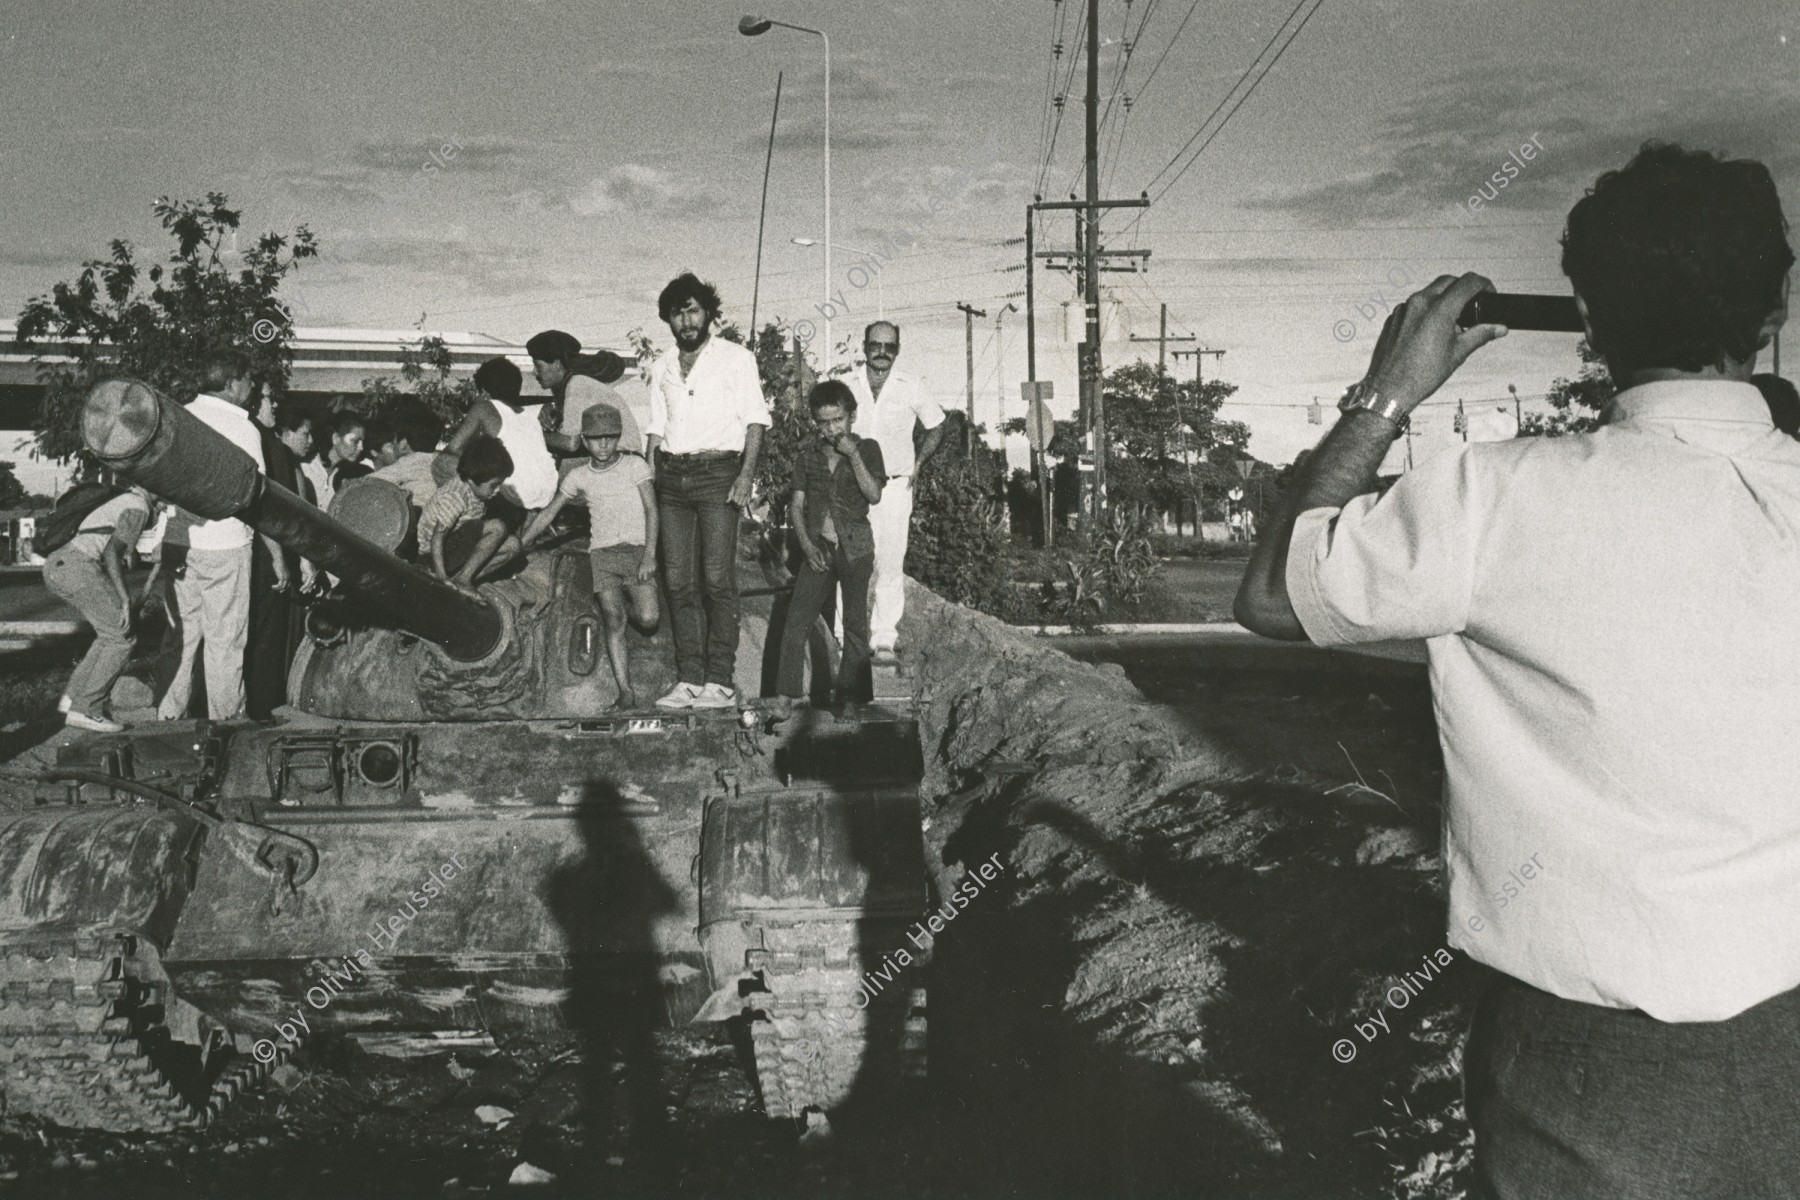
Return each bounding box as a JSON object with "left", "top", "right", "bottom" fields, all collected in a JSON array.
[{"left": 898, "top": 583, "right": 1474, "bottom": 1198}]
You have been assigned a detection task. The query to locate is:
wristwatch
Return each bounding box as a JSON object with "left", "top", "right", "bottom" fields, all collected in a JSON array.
[{"left": 1338, "top": 380, "right": 1410, "bottom": 435}]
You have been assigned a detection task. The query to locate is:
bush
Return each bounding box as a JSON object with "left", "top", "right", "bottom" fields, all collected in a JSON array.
[
  {"left": 1048, "top": 504, "right": 1163, "bottom": 630},
  {"left": 905, "top": 458, "right": 1015, "bottom": 617}
]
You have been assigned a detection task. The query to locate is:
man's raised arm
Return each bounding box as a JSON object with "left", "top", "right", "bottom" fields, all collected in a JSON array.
[{"left": 1234, "top": 273, "right": 1506, "bottom": 640}]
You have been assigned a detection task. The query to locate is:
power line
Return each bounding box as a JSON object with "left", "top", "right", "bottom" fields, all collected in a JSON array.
[
  {"left": 1130, "top": 0, "right": 1202, "bottom": 104},
  {"left": 1037, "top": 0, "right": 1090, "bottom": 195},
  {"left": 1140, "top": 0, "right": 1314, "bottom": 195},
  {"left": 1147, "top": 0, "right": 1329, "bottom": 206}
]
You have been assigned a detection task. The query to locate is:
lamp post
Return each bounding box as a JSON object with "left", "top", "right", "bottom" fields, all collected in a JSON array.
[
  {"left": 792, "top": 237, "right": 878, "bottom": 318},
  {"left": 741, "top": 14, "right": 830, "bottom": 369}
]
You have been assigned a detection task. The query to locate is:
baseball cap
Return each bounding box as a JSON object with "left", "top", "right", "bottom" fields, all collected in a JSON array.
[{"left": 581, "top": 404, "right": 624, "bottom": 437}]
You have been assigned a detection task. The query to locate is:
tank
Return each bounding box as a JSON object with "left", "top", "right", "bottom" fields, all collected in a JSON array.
[{"left": 0, "top": 377, "right": 927, "bottom": 1131}]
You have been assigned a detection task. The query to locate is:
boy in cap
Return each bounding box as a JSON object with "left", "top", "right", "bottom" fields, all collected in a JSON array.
[{"left": 521, "top": 404, "right": 660, "bottom": 710}]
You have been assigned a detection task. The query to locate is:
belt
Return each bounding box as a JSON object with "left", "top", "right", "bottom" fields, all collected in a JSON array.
[{"left": 661, "top": 450, "right": 740, "bottom": 462}]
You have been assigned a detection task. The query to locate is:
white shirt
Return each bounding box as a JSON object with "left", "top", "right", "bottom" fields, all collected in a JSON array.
[
  {"left": 645, "top": 337, "right": 770, "bottom": 455},
  {"left": 1286, "top": 380, "right": 1800, "bottom": 1023},
  {"left": 490, "top": 400, "right": 558, "bottom": 509},
  {"left": 185, "top": 393, "right": 264, "bottom": 551},
  {"left": 847, "top": 366, "right": 944, "bottom": 477}
]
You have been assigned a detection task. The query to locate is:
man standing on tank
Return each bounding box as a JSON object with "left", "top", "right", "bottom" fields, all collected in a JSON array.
[
  {"left": 644, "top": 273, "right": 769, "bottom": 709},
  {"left": 845, "top": 320, "right": 946, "bottom": 662}
]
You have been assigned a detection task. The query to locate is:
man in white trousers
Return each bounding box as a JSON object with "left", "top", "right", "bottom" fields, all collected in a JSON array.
[{"left": 845, "top": 321, "right": 946, "bottom": 662}]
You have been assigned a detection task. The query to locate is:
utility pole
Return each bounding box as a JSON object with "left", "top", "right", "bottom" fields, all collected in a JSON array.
[
  {"left": 1083, "top": 1, "right": 1102, "bottom": 521},
  {"left": 1130, "top": 303, "right": 1196, "bottom": 374},
  {"left": 996, "top": 302, "right": 1017, "bottom": 424},
  {"left": 957, "top": 301, "right": 987, "bottom": 456}
]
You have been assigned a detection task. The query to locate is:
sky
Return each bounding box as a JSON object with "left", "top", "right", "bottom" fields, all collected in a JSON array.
[{"left": 2, "top": 0, "right": 1798, "bottom": 468}]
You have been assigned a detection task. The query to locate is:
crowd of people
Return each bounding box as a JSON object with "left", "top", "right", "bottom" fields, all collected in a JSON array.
[{"left": 46, "top": 271, "right": 948, "bottom": 729}]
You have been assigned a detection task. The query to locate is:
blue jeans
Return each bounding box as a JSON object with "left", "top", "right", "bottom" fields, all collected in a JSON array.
[
  {"left": 777, "top": 538, "right": 874, "bottom": 702},
  {"left": 1467, "top": 971, "right": 1800, "bottom": 1199},
  {"left": 656, "top": 453, "right": 742, "bottom": 687}
]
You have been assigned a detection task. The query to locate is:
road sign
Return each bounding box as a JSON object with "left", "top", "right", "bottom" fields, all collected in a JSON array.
[
  {"left": 1025, "top": 396, "right": 1054, "bottom": 450},
  {"left": 1234, "top": 459, "right": 1254, "bottom": 481},
  {"left": 1020, "top": 380, "right": 1055, "bottom": 403},
  {"left": 1228, "top": 487, "right": 1244, "bottom": 502}
]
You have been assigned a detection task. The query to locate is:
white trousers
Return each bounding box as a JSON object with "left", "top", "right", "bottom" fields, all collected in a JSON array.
[
  {"left": 159, "top": 543, "right": 251, "bottom": 721},
  {"left": 867, "top": 475, "right": 913, "bottom": 652}
]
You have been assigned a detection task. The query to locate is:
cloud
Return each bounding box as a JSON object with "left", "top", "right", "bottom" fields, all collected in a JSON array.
[
  {"left": 1244, "top": 65, "right": 1800, "bottom": 224},
  {"left": 507, "top": 163, "right": 718, "bottom": 219},
  {"left": 348, "top": 135, "right": 524, "bottom": 176},
  {"left": 326, "top": 234, "right": 557, "bottom": 297}
]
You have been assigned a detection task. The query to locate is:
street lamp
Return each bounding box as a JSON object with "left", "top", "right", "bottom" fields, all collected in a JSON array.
[
  {"left": 792, "top": 237, "right": 880, "bottom": 318},
  {"left": 741, "top": 14, "right": 831, "bottom": 368}
]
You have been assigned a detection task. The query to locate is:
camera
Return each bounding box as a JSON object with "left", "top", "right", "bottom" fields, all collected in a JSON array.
[{"left": 1456, "top": 293, "right": 1583, "bottom": 333}]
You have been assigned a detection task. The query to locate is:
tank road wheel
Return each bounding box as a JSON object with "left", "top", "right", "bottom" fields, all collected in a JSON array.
[
  {"left": 743, "top": 945, "right": 926, "bottom": 1119},
  {"left": 0, "top": 935, "right": 270, "bottom": 1132}
]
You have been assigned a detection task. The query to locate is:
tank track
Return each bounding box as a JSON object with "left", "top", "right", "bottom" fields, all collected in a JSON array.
[
  {"left": 745, "top": 937, "right": 926, "bottom": 1119},
  {"left": 0, "top": 935, "right": 279, "bottom": 1132}
]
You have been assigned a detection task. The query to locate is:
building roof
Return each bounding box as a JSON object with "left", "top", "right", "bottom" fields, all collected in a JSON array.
[{"left": 0, "top": 322, "right": 639, "bottom": 400}]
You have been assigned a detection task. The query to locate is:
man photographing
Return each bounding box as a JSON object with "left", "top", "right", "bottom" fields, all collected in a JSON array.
[{"left": 1236, "top": 143, "right": 1800, "bottom": 1196}]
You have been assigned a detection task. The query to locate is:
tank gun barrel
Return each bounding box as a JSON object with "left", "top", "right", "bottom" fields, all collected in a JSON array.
[{"left": 82, "top": 377, "right": 502, "bottom": 662}]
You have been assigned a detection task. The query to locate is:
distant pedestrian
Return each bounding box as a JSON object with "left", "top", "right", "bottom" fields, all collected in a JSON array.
[
  {"left": 644, "top": 273, "right": 769, "bottom": 710},
  {"left": 45, "top": 484, "right": 157, "bottom": 732},
  {"left": 521, "top": 404, "right": 660, "bottom": 710},
  {"left": 846, "top": 320, "right": 945, "bottom": 662},
  {"left": 777, "top": 381, "right": 886, "bottom": 708},
  {"left": 158, "top": 349, "right": 287, "bottom": 722}
]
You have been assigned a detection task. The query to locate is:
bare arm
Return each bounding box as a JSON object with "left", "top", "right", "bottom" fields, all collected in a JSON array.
[
  {"left": 916, "top": 421, "right": 947, "bottom": 468},
  {"left": 261, "top": 532, "right": 290, "bottom": 589},
  {"left": 637, "top": 479, "right": 659, "bottom": 581},
  {"left": 729, "top": 424, "right": 765, "bottom": 507},
  {"left": 843, "top": 439, "right": 883, "bottom": 504},
  {"left": 445, "top": 398, "right": 500, "bottom": 456},
  {"left": 1234, "top": 273, "right": 1505, "bottom": 640},
  {"left": 520, "top": 491, "right": 570, "bottom": 547}
]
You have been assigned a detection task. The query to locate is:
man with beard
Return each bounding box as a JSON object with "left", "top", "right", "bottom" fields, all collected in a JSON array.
[
  {"left": 643, "top": 272, "right": 769, "bottom": 709},
  {"left": 844, "top": 320, "right": 946, "bottom": 661}
]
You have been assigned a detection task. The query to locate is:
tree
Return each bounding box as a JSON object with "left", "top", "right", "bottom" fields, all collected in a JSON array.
[
  {"left": 1520, "top": 340, "right": 1612, "bottom": 437},
  {"left": 16, "top": 193, "right": 316, "bottom": 459},
  {"left": 360, "top": 334, "right": 482, "bottom": 428},
  {"left": 1100, "top": 360, "right": 1245, "bottom": 519}
]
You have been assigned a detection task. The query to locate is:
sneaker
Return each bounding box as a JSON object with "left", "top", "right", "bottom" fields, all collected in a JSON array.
[
  {"left": 56, "top": 694, "right": 72, "bottom": 714},
  {"left": 654, "top": 682, "right": 702, "bottom": 710},
  {"left": 65, "top": 710, "right": 125, "bottom": 733},
  {"left": 689, "top": 683, "right": 738, "bottom": 709}
]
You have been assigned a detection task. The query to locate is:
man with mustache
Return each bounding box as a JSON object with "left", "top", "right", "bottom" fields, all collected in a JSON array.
[
  {"left": 845, "top": 320, "right": 945, "bottom": 662},
  {"left": 643, "top": 272, "right": 769, "bottom": 709}
]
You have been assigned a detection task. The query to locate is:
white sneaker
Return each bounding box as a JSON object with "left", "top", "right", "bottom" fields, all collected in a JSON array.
[
  {"left": 65, "top": 710, "right": 125, "bottom": 733},
  {"left": 689, "top": 683, "right": 738, "bottom": 709},
  {"left": 654, "top": 682, "right": 701, "bottom": 710},
  {"left": 56, "top": 695, "right": 72, "bottom": 714}
]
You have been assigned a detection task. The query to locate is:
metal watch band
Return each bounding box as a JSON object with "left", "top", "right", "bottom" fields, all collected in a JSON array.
[{"left": 1338, "top": 382, "right": 1410, "bottom": 435}]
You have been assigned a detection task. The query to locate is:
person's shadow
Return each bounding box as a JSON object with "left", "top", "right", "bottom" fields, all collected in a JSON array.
[{"left": 545, "top": 779, "right": 680, "bottom": 1189}]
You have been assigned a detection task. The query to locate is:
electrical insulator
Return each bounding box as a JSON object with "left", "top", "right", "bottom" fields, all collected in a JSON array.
[
  {"left": 1053, "top": 94, "right": 1065, "bottom": 110},
  {"left": 1053, "top": 40, "right": 1064, "bottom": 57},
  {"left": 1123, "top": 95, "right": 1134, "bottom": 111}
]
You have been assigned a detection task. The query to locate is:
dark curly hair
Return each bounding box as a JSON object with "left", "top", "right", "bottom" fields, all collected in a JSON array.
[
  {"left": 457, "top": 435, "right": 513, "bottom": 485},
  {"left": 807, "top": 379, "right": 857, "bottom": 415},
  {"left": 657, "top": 272, "right": 723, "bottom": 323},
  {"left": 1562, "top": 142, "right": 1793, "bottom": 373}
]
